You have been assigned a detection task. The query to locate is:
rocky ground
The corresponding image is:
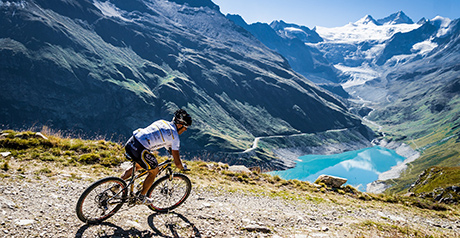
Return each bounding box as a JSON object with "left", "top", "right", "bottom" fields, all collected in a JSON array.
[{"left": 1, "top": 162, "right": 460, "bottom": 238}]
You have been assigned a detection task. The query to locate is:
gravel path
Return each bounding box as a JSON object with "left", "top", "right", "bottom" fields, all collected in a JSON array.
[{"left": 1, "top": 168, "right": 460, "bottom": 237}]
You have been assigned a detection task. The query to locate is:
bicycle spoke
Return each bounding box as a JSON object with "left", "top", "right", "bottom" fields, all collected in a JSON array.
[
  {"left": 147, "top": 173, "right": 191, "bottom": 212},
  {"left": 76, "top": 177, "right": 127, "bottom": 224}
]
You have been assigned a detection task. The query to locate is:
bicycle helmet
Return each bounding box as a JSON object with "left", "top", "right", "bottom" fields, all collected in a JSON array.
[{"left": 173, "top": 109, "right": 192, "bottom": 127}]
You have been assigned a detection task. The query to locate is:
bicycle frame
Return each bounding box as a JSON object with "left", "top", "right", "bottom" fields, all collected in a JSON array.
[
  {"left": 110, "top": 158, "right": 174, "bottom": 205},
  {"left": 76, "top": 155, "right": 192, "bottom": 224}
]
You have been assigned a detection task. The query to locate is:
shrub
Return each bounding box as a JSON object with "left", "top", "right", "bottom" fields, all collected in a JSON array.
[
  {"left": 1, "top": 162, "right": 9, "bottom": 171},
  {"left": 343, "top": 185, "right": 359, "bottom": 194},
  {"left": 35, "top": 167, "right": 52, "bottom": 175},
  {"left": 39, "top": 152, "right": 57, "bottom": 161},
  {"left": 50, "top": 147, "right": 62, "bottom": 156},
  {"left": 100, "top": 156, "right": 123, "bottom": 167},
  {"left": 79, "top": 153, "right": 101, "bottom": 164},
  {"left": 409, "top": 198, "right": 448, "bottom": 211}
]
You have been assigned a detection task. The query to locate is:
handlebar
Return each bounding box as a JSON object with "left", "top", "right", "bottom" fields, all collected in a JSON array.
[{"left": 157, "top": 158, "right": 189, "bottom": 172}]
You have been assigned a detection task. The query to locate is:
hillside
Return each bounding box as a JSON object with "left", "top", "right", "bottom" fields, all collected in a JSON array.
[
  {"left": 1, "top": 130, "right": 460, "bottom": 237},
  {"left": 365, "top": 19, "right": 460, "bottom": 193},
  {"left": 226, "top": 14, "right": 350, "bottom": 98},
  {"left": 234, "top": 10, "right": 460, "bottom": 193},
  {"left": 0, "top": 0, "right": 372, "bottom": 170}
]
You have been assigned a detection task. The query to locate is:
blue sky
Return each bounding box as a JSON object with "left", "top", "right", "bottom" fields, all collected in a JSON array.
[{"left": 211, "top": 0, "right": 460, "bottom": 28}]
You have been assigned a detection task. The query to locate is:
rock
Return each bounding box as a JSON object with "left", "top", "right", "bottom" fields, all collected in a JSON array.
[
  {"left": 403, "top": 192, "right": 415, "bottom": 197},
  {"left": 15, "top": 219, "right": 35, "bottom": 226},
  {"left": 0, "top": 197, "right": 16, "bottom": 209},
  {"left": 0, "top": 152, "right": 11, "bottom": 157},
  {"left": 35, "top": 132, "right": 48, "bottom": 140},
  {"left": 315, "top": 175, "right": 347, "bottom": 188},
  {"left": 228, "top": 165, "right": 251, "bottom": 173},
  {"left": 242, "top": 224, "right": 271, "bottom": 233},
  {"left": 126, "top": 220, "right": 143, "bottom": 229}
]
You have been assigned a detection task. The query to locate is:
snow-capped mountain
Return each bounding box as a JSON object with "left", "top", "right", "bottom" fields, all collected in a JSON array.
[
  {"left": 354, "top": 15, "right": 379, "bottom": 25},
  {"left": 313, "top": 13, "right": 455, "bottom": 100},
  {"left": 270, "top": 20, "right": 323, "bottom": 43},
  {"left": 376, "top": 11, "right": 414, "bottom": 25},
  {"left": 225, "top": 11, "right": 456, "bottom": 101},
  {"left": 226, "top": 14, "right": 349, "bottom": 97}
]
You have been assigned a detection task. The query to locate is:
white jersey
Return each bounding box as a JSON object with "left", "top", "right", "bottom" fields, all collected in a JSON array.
[{"left": 133, "top": 120, "right": 180, "bottom": 151}]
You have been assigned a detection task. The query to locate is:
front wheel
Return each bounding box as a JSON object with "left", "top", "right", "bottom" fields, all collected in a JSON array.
[
  {"left": 76, "top": 177, "right": 127, "bottom": 224},
  {"left": 147, "top": 173, "right": 192, "bottom": 213}
]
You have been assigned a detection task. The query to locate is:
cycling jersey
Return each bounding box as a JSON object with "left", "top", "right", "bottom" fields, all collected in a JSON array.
[{"left": 133, "top": 120, "right": 180, "bottom": 151}]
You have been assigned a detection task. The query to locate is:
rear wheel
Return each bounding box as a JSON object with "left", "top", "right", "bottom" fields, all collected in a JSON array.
[
  {"left": 147, "top": 173, "right": 192, "bottom": 213},
  {"left": 76, "top": 177, "right": 127, "bottom": 224}
]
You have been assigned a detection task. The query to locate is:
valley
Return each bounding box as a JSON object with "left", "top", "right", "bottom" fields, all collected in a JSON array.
[
  {"left": 0, "top": 0, "right": 459, "bottom": 196},
  {"left": 228, "top": 10, "right": 460, "bottom": 194}
]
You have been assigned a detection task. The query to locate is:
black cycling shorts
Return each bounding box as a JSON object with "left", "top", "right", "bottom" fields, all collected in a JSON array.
[{"left": 124, "top": 136, "right": 158, "bottom": 170}]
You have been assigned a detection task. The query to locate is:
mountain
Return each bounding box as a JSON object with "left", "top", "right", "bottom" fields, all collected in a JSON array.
[
  {"left": 375, "top": 21, "right": 438, "bottom": 65},
  {"left": 316, "top": 15, "right": 460, "bottom": 193},
  {"left": 354, "top": 11, "right": 413, "bottom": 26},
  {"left": 376, "top": 11, "right": 413, "bottom": 25},
  {"left": 269, "top": 20, "right": 323, "bottom": 43},
  {"left": 226, "top": 14, "right": 349, "bottom": 98},
  {"left": 227, "top": 10, "right": 459, "bottom": 193},
  {"left": 368, "top": 18, "right": 460, "bottom": 175},
  {"left": 0, "top": 0, "right": 370, "bottom": 169},
  {"left": 355, "top": 15, "right": 378, "bottom": 25}
]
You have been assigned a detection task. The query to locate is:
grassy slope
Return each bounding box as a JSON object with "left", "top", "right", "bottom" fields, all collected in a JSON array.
[
  {"left": 367, "top": 72, "right": 460, "bottom": 194},
  {"left": 1, "top": 129, "right": 460, "bottom": 237}
]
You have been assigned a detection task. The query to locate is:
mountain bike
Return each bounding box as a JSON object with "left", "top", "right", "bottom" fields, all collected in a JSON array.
[{"left": 75, "top": 157, "right": 192, "bottom": 224}]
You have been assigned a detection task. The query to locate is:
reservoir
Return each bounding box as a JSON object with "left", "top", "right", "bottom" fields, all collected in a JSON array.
[{"left": 268, "top": 146, "right": 406, "bottom": 191}]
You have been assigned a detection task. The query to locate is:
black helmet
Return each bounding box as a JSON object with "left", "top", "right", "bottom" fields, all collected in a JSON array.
[{"left": 173, "top": 109, "right": 192, "bottom": 127}]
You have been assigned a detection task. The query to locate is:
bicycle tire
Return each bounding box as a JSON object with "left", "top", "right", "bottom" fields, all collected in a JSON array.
[
  {"left": 146, "top": 173, "right": 192, "bottom": 213},
  {"left": 76, "top": 177, "right": 127, "bottom": 224}
]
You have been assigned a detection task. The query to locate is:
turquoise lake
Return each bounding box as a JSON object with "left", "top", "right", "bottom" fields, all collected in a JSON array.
[{"left": 268, "top": 146, "right": 406, "bottom": 191}]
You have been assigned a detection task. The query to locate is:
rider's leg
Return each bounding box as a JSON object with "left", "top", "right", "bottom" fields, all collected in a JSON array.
[
  {"left": 140, "top": 167, "right": 159, "bottom": 196},
  {"left": 121, "top": 163, "right": 143, "bottom": 180}
]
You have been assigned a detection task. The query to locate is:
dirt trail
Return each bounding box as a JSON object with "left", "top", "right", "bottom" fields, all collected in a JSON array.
[{"left": 1, "top": 166, "right": 460, "bottom": 238}]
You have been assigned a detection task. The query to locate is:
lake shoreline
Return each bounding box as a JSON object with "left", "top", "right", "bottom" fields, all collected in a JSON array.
[
  {"left": 366, "top": 139, "right": 420, "bottom": 193},
  {"left": 271, "top": 138, "right": 420, "bottom": 194}
]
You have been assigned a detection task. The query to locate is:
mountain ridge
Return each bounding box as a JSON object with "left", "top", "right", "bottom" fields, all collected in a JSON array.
[
  {"left": 226, "top": 14, "right": 350, "bottom": 98},
  {"left": 0, "top": 0, "right": 370, "bottom": 170}
]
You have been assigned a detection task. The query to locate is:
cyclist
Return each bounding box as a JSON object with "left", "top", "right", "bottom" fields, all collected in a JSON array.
[{"left": 119, "top": 109, "right": 192, "bottom": 204}]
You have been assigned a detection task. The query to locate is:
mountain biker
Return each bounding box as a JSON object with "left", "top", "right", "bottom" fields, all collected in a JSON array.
[{"left": 119, "top": 109, "right": 192, "bottom": 205}]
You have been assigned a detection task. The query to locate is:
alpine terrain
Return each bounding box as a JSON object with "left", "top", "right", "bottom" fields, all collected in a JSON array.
[
  {"left": 1, "top": 1, "right": 460, "bottom": 237},
  {"left": 0, "top": 0, "right": 372, "bottom": 170},
  {"left": 227, "top": 11, "right": 460, "bottom": 193}
]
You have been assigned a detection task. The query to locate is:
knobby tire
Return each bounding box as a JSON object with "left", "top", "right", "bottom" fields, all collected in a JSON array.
[
  {"left": 76, "top": 177, "right": 127, "bottom": 224},
  {"left": 147, "top": 173, "right": 191, "bottom": 213}
]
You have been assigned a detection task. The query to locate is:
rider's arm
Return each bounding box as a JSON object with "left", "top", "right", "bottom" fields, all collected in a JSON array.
[{"left": 171, "top": 149, "right": 184, "bottom": 170}]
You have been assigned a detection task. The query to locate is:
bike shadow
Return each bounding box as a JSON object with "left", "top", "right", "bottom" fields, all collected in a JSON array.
[
  {"left": 74, "top": 212, "right": 201, "bottom": 238},
  {"left": 147, "top": 211, "right": 202, "bottom": 238},
  {"left": 75, "top": 222, "right": 154, "bottom": 238}
]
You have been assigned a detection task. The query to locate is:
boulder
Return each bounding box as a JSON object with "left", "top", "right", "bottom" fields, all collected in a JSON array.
[
  {"left": 242, "top": 224, "right": 271, "bottom": 233},
  {"left": 228, "top": 165, "right": 251, "bottom": 173},
  {"left": 0, "top": 152, "right": 11, "bottom": 157},
  {"left": 315, "top": 175, "right": 347, "bottom": 188}
]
